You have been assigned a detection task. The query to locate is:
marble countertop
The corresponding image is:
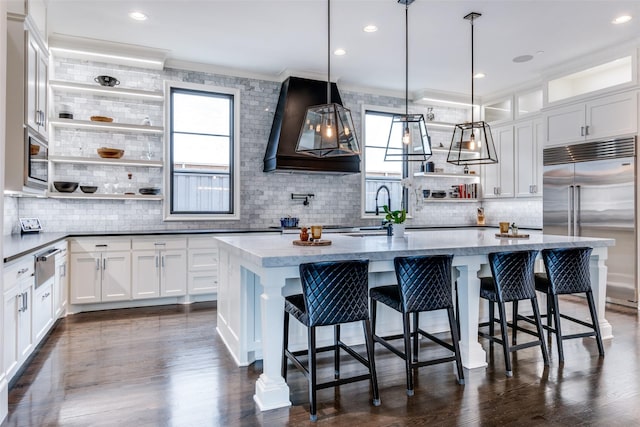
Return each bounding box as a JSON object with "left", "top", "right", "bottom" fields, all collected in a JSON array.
[{"left": 214, "top": 229, "right": 615, "bottom": 268}]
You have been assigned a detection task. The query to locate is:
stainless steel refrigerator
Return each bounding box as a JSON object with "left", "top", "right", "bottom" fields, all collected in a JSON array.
[{"left": 543, "top": 137, "right": 637, "bottom": 307}]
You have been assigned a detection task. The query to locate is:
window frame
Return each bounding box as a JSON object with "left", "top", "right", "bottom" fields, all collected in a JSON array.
[
  {"left": 360, "top": 105, "right": 409, "bottom": 219},
  {"left": 163, "top": 80, "right": 240, "bottom": 221}
]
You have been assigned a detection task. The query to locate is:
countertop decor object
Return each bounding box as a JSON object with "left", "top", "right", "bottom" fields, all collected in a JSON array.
[
  {"left": 447, "top": 12, "right": 498, "bottom": 167},
  {"left": 53, "top": 181, "right": 79, "bottom": 193},
  {"left": 495, "top": 233, "right": 530, "bottom": 239},
  {"left": 293, "top": 239, "right": 332, "bottom": 246},
  {"left": 94, "top": 75, "right": 120, "bottom": 87},
  {"left": 295, "top": 0, "right": 359, "bottom": 158},
  {"left": 90, "top": 115, "right": 114, "bottom": 123},
  {"left": 384, "top": 0, "right": 431, "bottom": 163},
  {"left": 80, "top": 185, "right": 98, "bottom": 193},
  {"left": 97, "top": 147, "right": 125, "bottom": 159}
]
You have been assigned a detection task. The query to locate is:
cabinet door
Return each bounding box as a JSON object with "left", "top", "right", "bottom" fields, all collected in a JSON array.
[
  {"left": 36, "top": 49, "right": 48, "bottom": 138},
  {"left": 497, "top": 127, "right": 515, "bottom": 198},
  {"left": 515, "top": 119, "right": 542, "bottom": 198},
  {"left": 482, "top": 162, "right": 500, "bottom": 199},
  {"left": 70, "top": 253, "right": 101, "bottom": 304},
  {"left": 188, "top": 248, "right": 218, "bottom": 294},
  {"left": 33, "top": 281, "right": 54, "bottom": 343},
  {"left": 161, "top": 250, "right": 187, "bottom": 297},
  {"left": 26, "top": 33, "right": 39, "bottom": 132},
  {"left": 54, "top": 254, "right": 68, "bottom": 317},
  {"left": 544, "top": 103, "right": 585, "bottom": 146},
  {"left": 586, "top": 92, "right": 638, "bottom": 140},
  {"left": 132, "top": 250, "right": 160, "bottom": 299},
  {"left": 101, "top": 251, "right": 132, "bottom": 302},
  {"left": 17, "top": 283, "right": 33, "bottom": 362},
  {"left": 3, "top": 287, "right": 20, "bottom": 379}
]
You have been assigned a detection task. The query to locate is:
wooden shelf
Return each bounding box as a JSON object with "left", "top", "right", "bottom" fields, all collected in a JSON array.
[
  {"left": 46, "top": 192, "right": 163, "bottom": 201},
  {"left": 425, "top": 121, "right": 456, "bottom": 129},
  {"left": 50, "top": 118, "right": 163, "bottom": 134},
  {"left": 49, "top": 80, "right": 164, "bottom": 100},
  {"left": 414, "top": 172, "right": 479, "bottom": 179},
  {"left": 49, "top": 155, "right": 162, "bottom": 168}
]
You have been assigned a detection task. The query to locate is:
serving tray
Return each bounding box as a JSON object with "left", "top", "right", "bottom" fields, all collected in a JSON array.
[
  {"left": 495, "top": 233, "right": 530, "bottom": 239},
  {"left": 293, "top": 240, "right": 332, "bottom": 246}
]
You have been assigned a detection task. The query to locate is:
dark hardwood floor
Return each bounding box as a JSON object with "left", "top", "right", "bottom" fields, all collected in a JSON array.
[{"left": 2, "top": 298, "right": 640, "bottom": 426}]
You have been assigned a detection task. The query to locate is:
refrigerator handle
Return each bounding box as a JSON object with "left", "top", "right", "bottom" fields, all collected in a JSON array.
[
  {"left": 575, "top": 185, "right": 581, "bottom": 236},
  {"left": 568, "top": 185, "right": 574, "bottom": 236}
]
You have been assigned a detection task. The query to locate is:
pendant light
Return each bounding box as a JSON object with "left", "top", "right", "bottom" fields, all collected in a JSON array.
[
  {"left": 384, "top": 0, "right": 431, "bottom": 163},
  {"left": 447, "top": 12, "right": 498, "bottom": 167},
  {"left": 295, "top": 0, "right": 359, "bottom": 157}
]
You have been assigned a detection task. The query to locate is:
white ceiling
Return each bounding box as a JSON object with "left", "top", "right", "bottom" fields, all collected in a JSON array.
[{"left": 46, "top": 0, "right": 640, "bottom": 99}]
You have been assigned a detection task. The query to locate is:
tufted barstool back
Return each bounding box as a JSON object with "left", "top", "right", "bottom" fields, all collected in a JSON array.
[
  {"left": 394, "top": 255, "right": 454, "bottom": 313},
  {"left": 299, "top": 260, "right": 369, "bottom": 327},
  {"left": 487, "top": 250, "right": 538, "bottom": 302},
  {"left": 541, "top": 247, "right": 592, "bottom": 295}
]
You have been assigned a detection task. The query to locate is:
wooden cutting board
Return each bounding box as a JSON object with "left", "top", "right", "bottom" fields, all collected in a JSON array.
[
  {"left": 293, "top": 240, "right": 332, "bottom": 246},
  {"left": 495, "top": 233, "right": 529, "bottom": 239}
]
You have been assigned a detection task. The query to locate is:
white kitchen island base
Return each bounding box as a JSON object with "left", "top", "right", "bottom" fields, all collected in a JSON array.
[{"left": 214, "top": 230, "right": 614, "bottom": 411}]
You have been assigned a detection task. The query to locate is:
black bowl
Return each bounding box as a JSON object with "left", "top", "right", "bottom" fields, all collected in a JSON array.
[
  {"left": 80, "top": 186, "right": 98, "bottom": 194},
  {"left": 53, "top": 181, "right": 79, "bottom": 193},
  {"left": 139, "top": 187, "right": 160, "bottom": 195},
  {"left": 94, "top": 75, "right": 120, "bottom": 87}
]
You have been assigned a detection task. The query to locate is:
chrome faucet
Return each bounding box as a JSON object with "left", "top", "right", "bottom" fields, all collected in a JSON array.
[{"left": 375, "top": 185, "right": 391, "bottom": 216}]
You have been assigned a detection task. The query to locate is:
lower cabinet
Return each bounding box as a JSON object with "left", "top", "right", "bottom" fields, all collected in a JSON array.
[
  {"left": 3, "top": 257, "right": 34, "bottom": 381},
  {"left": 32, "top": 281, "right": 54, "bottom": 344},
  {"left": 69, "top": 238, "right": 132, "bottom": 304},
  {"left": 132, "top": 238, "right": 187, "bottom": 299},
  {"left": 54, "top": 246, "right": 68, "bottom": 317},
  {"left": 188, "top": 236, "right": 219, "bottom": 295}
]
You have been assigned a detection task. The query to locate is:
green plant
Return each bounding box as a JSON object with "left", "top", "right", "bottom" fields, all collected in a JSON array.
[{"left": 383, "top": 205, "right": 406, "bottom": 224}]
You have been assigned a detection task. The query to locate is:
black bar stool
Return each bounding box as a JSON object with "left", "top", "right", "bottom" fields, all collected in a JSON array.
[
  {"left": 282, "top": 259, "right": 380, "bottom": 422},
  {"left": 478, "top": 250, "right": 549, "bottom": 377},
  {"left": 369, "top": 254, "right": 464, "bottom": 396},
  {"left": 514, "top": 247, "right": 604, "bottom": 363}
]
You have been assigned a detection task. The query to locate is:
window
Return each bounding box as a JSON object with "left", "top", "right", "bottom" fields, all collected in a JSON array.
[
  {"left": 363, "top": 110, "right": 406, "bottom": 215},
  {"left": 164, "top": 82, "right": 240, "bottom": 220}
]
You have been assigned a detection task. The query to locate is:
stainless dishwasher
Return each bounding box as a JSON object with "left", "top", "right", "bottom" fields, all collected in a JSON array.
[{"left": 35, "top": 248, "right": 60, "bottom": 289}]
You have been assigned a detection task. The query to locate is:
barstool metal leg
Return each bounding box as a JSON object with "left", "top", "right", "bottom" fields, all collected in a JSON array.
[
  {"left": 512, "top": 300, "right": 518, "bottom": 345},
  {"left": 363, "top": 319, "right": 381, "bottom": 406},
  {"left": 413, "top": 312, "right": 419, "bottom": 362},
  {"left": 586, "top": 290, "right": 605, "bottom": 357},
  {"left": 403, "top": 312, "right": 414, "bottom": 396},
  {"left": 282, "top": 311, "right": 290, "bottom": 380},
  {"left": 447, "top": 306, "right": 465, "bottom": 385},
  {"left": 531, "top": 297, "right": 550, "bottom": 366},
  {"left": 497, "top": 302, "right": 512, "bottom": 377},
  {"left": 308, "top": 326, "right": 318, "bottom": 422},
  {"left": 551, "top": 293, "right": 564, "bottom": 363},
  {"left": 488, "top": 302, "right": 495, "bottom": 337},
  {"left": 334, "top": 324, "right": 341, "bottom": 378}
]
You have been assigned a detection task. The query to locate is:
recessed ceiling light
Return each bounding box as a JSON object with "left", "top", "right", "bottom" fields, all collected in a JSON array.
[
  {"left": 129, "top": 11, "right": 148, "bottom": 21},
  {"left": 513, "top": 54, "right": 533, "bottom": 63},
  {"left": 334, "top": 48, "right": 346, "bottom": 56},
  {"left": 363, "top": 25, "right": 378, "bottom": 33},
  {"left": 612, "top": 15, "right": 632, "bottom": 24},
  {"left": 473, "top": 72, "right": 486, "bottom": 79}
]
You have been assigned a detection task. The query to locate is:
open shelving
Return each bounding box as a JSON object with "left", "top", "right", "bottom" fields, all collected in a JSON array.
[{"left": 49, "top": 155, "right": 162, "bottom": 168}]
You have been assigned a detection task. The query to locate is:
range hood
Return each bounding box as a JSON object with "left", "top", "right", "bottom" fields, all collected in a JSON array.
[{"left": 263, "top": 77, "right": 361, "bottom": 174}]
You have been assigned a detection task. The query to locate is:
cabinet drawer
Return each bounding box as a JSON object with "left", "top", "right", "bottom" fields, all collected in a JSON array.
[
  {"left": 188, "top": 235, "right": 219, "bottom": 249},
  {"left": 70, "top": 238, "right": 131, "bottom": 253},
  {"left": 4, "top": 257, "right": 35, "bottom": 288},
  {"left": 188, "top": 271, "right": 218, "bottom": 295},
  {"left": 132, "top": 237, "right": 187, "bottom": 251},
  {"left": 188, "top": 249, "right": 218, "bottom": 271}
]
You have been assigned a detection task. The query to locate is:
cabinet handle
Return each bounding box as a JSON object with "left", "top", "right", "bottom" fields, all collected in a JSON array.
[
  {"left": 580, "top": 126, "right": 585, "bottom": 137},
  {"left": 103, "top": 258, "right": 107, "bottom": 270},
  {"left": 96, "top": 259, "right": 100, "bottom": 271},
  {"left": 17, "top": 294, "right": 23, "bottom": 312},
  {"left": 155, "top": 255, "right": 159, "bottom": 268},
  {"left": 585, "top": 125, "right": 590, "bottom": 135},
  {"left": 161, "top": 255, "right": 165, "bottom": 268},
  {"left": 534, "top": 185, "right": 538, "bottom": 193},
  {"left": 23, "top": 292, "right": 28, "bottom": 312},
  {"left": 42, "top": 292, "right": 50, "bottom": 300},
  {"left": 95, "top": 244, "right": 108, "bottom": 248},
  {"left": 154, "top": 242, "right": 166, "bottom": 246},
  {"left": 17, "top": 267, "right": 29, "bottom": 276}
]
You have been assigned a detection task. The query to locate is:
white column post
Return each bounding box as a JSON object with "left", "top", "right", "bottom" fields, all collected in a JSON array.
[{"left": 590, "top": 247, "right": 613, "bottom": 340}]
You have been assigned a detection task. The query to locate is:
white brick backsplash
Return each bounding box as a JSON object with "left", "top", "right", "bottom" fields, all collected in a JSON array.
[{"left": 3, "top": 57, "right": 542, "bottom": 235}]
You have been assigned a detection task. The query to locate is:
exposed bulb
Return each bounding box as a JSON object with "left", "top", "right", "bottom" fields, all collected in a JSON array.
[
  {"left": 325, "top": 124, "right": 333, "bottom": 138},
  {"left": 315, "top": 123, "right": 322, "bottom": 133},
  {"left": 469, "top": 132, "right": 476, "bottom": 150},
  {"left": 344, "top": 126, "right": 350, "bottom": 136},
  {"left": 402, "top": 127, "right": 411, "bottom": 145}
]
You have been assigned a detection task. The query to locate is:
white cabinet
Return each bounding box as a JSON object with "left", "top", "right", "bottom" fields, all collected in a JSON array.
[
  {"left": 3, "top": 257, "right": 34, "bottom": 381},
  {"left": 544, "top": 91, "right": 638, "bottom": 146},
  {"left": 515, "top": 119, "right": 543, "bottom": 198},
  {"left": 188, "top": 237, "right": 219, "bottom": 295},
  {"left": 69, "top": 239, "right": 131, "bottom": 304},
  {"left": 132, "top": 238, "right": 187, "bottom": 299},
  {"left": 26, "top": 30, "right": 48, "bottom": 139},
  {"left": 32, "top": 281, "right": 54, "bottom": 344},
  {"left": 482, "top": 125, "right": 514, "bottom": 198}
]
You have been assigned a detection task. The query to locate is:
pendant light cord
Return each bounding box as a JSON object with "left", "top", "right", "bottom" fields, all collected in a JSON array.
[
  {"left": 327, "top": 0, "right": 331, "bottom": 104},
  {"left": 470, "top": 15, "right": 474, "bottom": 124},
  {"left": 405, "top": 2, "right": 409, "bottom": 116}
]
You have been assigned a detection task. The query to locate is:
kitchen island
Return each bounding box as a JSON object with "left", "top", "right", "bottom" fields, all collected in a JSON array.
[{"left": 214, "top": 229, "right": 615, "bottom": 411}]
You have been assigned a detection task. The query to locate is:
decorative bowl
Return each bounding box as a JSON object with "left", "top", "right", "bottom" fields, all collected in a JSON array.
[
  {"left": 280, "top": 217, "right": 299, "bottom": 228},
  {"left": 53, "top": 181, "right": 79, "bottom": 193},
  {"left": 139, "top": 187, "right": 161, "bottom": 195},
  {"left": 90, "top": 116, "right": 114, "bottom": 123},
  {"left": 80, "top": 185, "right": 98, "bottom": 194},
  {"left": 94, "top": 75, "right": 120, "bottom": 87},
  {"left": 97, "top": 147, "right": 124, "bottom": 159}
]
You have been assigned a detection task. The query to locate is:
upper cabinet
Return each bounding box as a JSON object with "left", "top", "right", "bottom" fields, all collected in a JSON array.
[
  {"left": 26, "top": 29, "right": 49, "bottom": 139},
  {"left": 543, "top": 91, "right": 638, "bottom": 147},
  {"left": 483, "top": 96, "right": 513, "bottom": 124}
]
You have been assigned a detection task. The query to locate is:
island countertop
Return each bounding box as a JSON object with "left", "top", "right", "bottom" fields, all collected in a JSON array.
[{"left": 214, "top": 228, "right": 614, "bottom": 268}]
